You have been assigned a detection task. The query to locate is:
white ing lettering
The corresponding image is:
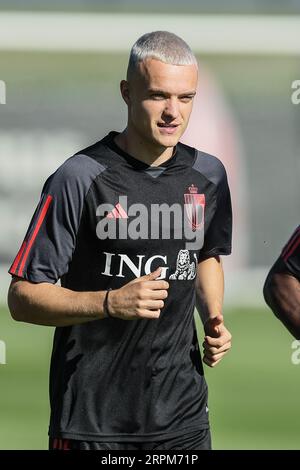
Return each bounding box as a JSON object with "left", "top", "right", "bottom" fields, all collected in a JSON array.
[
  {"left": 100, "top": 251, "right": 198, "bottom": 280},
  {"left": 101, "top": 253, "right": 168, "bottom": 279}
]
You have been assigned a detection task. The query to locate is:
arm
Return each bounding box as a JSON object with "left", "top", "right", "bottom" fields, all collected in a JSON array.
[
  {"left": 7, "top": 267, "right": 169, "bottom": 327},
  {"left": 8, "top": 277, "right": 109, "bottom": 326},
  {"left": 263, "top": 267, "right": 300, "bottom": 339},
  {"left": 195, "top": 256, "right": 232, "bottom": 367},
  {"left": 195, "top": 255, "right": 224, "bottom": 324},
  {"left": 264, "top": 226, "right": 300, "bottom": 339}
]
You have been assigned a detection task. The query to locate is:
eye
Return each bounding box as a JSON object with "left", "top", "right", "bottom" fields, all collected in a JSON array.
[
  {"left": 180, "top": 95, "right": 194, "bottom": 103},
  {"left": 151, "top": 94, "right": 166, "bottom": 100}
]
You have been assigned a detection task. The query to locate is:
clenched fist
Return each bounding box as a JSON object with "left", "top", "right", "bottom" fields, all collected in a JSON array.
[{"left": 106, "top": 267, "right": 169, "bottom": 320}]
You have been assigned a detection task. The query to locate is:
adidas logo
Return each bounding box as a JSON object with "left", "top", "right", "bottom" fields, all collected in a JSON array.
[{"left": 106, "top": 203, "right": 128, "bottom": 219}]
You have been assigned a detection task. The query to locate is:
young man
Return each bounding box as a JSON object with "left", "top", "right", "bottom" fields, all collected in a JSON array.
[
  {"left": 7, "top": 31, "right": 232, "bottom": 450},
  {"left": 264, "top": 225, "right": 300, "bottom": 339}
]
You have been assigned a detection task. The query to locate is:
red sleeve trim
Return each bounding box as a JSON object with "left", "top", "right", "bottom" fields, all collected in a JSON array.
[
  {"left": 283, "top": 236, "right": 300, "bottom": 262},
  {"left": 282, "top": 227, "right": 300, "bottom": 262},
  {"left": 15, "top": 195, "right": 53, "bottom": 277},
  {"left": 9, "top": 240, "right": 27, "bottom": 275}
]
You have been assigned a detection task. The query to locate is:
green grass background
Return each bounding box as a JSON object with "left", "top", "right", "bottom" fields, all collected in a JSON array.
[{"left": 0, "top": 304, "right": 299, "bottom": 450}]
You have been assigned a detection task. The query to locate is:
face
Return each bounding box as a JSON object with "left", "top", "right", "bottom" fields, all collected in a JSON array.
[{"left": 121, "top": 58, "right": 198, "bottom": 150}]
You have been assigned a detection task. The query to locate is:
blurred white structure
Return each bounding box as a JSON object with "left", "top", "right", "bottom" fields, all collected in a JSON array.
[{"left": 0, "top": 13, "right": 300, "bottom": 54}]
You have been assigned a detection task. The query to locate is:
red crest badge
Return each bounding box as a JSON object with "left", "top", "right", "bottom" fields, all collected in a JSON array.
[{"left": 184, "top": 184, "right": 205, "bottom": 231}]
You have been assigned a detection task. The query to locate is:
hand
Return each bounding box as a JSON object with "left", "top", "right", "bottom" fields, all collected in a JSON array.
[
  {"left": 107, "top": 267, "right": 169, "bottom": 320},
  {"left": 202, "top": 314, "right": 232, "bottom": 367}
]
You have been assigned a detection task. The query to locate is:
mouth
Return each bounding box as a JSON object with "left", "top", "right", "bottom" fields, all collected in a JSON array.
[
  {"left": 157, "top": 123, "right": 180, "bottom": 134},
  {"left": 157, "top": 123, "right": 179, "bottom": 128}
]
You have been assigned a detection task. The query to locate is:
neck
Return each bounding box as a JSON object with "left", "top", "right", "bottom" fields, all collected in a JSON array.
[{"left": 114, "top": 128, "right": 174, "bottom": 167}]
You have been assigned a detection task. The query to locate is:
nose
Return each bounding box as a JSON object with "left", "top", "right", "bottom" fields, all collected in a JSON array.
[{"left": 163, "top": 97, "right": 179, "bottom": 120}]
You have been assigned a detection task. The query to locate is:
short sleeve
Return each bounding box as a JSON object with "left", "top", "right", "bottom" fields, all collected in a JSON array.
[
  {"left": 279, "top": 225, "right": 300, "bottom": 280},
  {"left": 198, "top": 163, "right": 232, "bottom": 261},
  {"left": 8, "top": 154, "right": 105, "bottom": 284}
]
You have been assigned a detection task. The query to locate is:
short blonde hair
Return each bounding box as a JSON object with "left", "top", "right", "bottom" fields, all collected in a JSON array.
[{"left": 127, "top": 31, "right": 198, "bottom": 79}]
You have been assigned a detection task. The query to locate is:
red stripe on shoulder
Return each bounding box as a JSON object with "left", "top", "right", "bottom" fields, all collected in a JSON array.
[
  {"left": 282, "top": 227, "right": 300, "bottom": 258},
  {"left": 17, "top": 195, "right": 53, "bottom": 277},
  {"left": 283, "top": 235, "right": 300, "bottom": 262}
]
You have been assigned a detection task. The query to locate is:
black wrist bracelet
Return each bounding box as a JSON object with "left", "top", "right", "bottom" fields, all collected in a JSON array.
[{"left": 103, "top": 288, "right": 113, "bottom": 319}]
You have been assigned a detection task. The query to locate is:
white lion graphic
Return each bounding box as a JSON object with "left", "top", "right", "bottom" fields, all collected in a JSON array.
[{"left": 169, "top": 250, "right": 197, "bottom": 280}]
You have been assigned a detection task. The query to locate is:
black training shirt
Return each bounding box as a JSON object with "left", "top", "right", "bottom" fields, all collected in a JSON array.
[
  {"left": 277, "top": 225, "right": 300, "bottom": 280},
  {"left": 9, "top": 131, "right": 232, "bottom": 442}
]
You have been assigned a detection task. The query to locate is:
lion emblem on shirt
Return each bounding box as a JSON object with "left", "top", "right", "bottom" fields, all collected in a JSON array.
[{"left": 169, "top": 250, "right": 197, "bottom": 280}]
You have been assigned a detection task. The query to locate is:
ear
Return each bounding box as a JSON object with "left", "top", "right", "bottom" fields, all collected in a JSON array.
[{"left": 120, "top": 80, "right": 130, "bottom": 105}]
